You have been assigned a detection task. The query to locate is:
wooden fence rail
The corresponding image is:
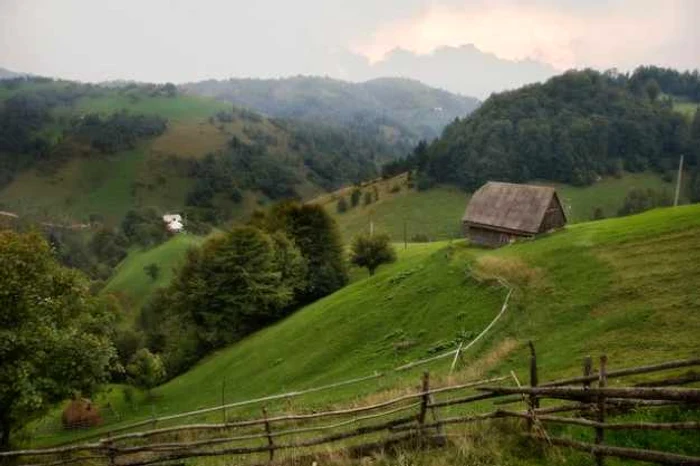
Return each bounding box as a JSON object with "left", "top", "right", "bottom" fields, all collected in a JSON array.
[{"left": 3, "top": 350, "right": 699, "bottom": 466}]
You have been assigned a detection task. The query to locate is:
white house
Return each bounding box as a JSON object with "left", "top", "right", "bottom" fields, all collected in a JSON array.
[{"left": 163, "top": 214, "right": 184, "bottom": 233}]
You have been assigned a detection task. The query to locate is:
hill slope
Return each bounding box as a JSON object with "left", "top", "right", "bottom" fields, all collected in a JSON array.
[
  {"left": 310, "top": 172, "right": 676, "bottom": 242},
  {"left": 420, "top": 69, "right": 699, "bottom": 192},
  {"left": 35, "top": 203, "right": 700, "bottom": 445},
  {"left": 182, "top": 76, "right": 479, "bottom": 141},
  {"left": 0, "top": 79, "right": 402, "bottom": 225}
]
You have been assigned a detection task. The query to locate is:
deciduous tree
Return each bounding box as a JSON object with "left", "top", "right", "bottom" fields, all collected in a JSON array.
[{"left": 0, "top": 231, "right": 115, "bottom": 449}]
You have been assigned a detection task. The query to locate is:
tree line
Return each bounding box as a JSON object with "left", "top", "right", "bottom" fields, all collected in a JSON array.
[{"left": 387, "top": 68, "right": 700, "bottom": 200}]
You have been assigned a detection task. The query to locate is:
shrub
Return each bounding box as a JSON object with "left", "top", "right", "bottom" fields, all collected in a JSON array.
[
  {"left": 350, "top": 232, "right": 397, "bottom": 276},
  {"left": 337, "top": 196, "right": 348, "bottom": 213}
]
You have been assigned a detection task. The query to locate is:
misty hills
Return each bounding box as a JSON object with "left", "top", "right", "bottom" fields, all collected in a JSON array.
[
  {"left": 182, "top": 76, "right": 480, "bottom": 142},
  {"left": 0, "top": 67, "right": 25, "bottom": 80}
]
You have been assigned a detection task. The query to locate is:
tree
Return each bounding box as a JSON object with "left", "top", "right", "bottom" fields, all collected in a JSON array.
[
  {"left": 645, "top": 79, "right": 661, "bottom": 101},
  {"left": 336, "top": 196, "right": 348, "bottom": 213},
  {"left": 691, "top": 108, "right": 700, "bottom": 141},
  {"left": 350, "top": 232, "right": 396, "bottom": 276},
  {"left": 126, "top": 348, "right": 166, "bottom": 397},
  {"left": 255, "top": 202, "right": 348, "bottom": 303},
  {"left": 350, "top": 188, "right": 362, "bottom": 207},
  {"left": 0, "top": 231, "right": 115, "bottom": 449},
  {"left": 144, "top": 263, "right": 160, "bottom": 281}
]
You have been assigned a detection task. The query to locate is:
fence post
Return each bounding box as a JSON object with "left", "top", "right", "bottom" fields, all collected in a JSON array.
[
  {"left": 221, "top": 379, "right": 226, "bottom": 423},
  {"left": 418, "top": 371, "right": 430, "bottom": 441},
  {"left": 106, "top": 431, "right": 115, "bottom": 466},
  {"left": 595, "top": 354, "right": 608, "bottom": 466},
  {"left": 528, "top": 341, "right": 539, "bottom": 431},
  {"left": 262, "top": 406, "right": 275, "bottom": 463},
  {"left": 581, "top": 355, "right": 593, "bottom": 417}
]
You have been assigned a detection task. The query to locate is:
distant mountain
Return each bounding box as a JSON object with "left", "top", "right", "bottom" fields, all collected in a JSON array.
[
  {"left": 366, "top": 45, "right": 558, "bottom": 100},
  {"left": 182, "top": 76, "right": 480, "bottom": 142},
  {"left": 0, "top": 67, "right": 25, "bottom": 80}
]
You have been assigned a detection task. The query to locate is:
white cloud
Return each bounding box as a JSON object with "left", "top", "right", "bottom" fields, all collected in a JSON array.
[{"left": 352, "top": 0, "right": 695, "bottom": 71}]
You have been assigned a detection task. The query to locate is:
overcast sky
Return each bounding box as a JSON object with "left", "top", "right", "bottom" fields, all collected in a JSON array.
[{"left": 1, "top": 0, "right": 698, "bottom": 86}]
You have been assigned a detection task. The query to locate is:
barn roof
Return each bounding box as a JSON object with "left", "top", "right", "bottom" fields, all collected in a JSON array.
[{"left": 462, "top": 182, "right": 561, "bottom": 234}]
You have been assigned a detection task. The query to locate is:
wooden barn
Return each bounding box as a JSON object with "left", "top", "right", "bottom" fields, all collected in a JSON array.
[{"left": 462, "top": 182, "right": 566, "bottom": 247}]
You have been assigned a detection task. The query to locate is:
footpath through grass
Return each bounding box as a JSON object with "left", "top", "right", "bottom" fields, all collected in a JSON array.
[{"left": 31, "top": 204, "right": 700, "bottom": 447}]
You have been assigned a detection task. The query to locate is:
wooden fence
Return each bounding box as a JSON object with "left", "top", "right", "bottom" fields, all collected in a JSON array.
[{"left": 3, "top": 348, "right": 699, "bottom": 466}]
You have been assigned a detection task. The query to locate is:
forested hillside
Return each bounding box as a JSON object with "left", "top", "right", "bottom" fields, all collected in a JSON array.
[
  {"left": 0, "top": 77, "right": 409, "bottom": 226},
  {"left": 182, "top": 76, "right": 480, "bottom": 142},
  {"left": 406, "top": 68, "right": 700, "bottom": 197}
]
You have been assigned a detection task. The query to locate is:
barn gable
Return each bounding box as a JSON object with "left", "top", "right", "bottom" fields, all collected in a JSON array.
[{"left": 462, "top": 182, "right": 566, "bottom": 246}]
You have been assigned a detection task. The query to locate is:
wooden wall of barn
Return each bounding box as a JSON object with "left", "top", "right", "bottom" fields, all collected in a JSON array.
[
  {"left": 538, "top": 196, "right": 567, "bottom": 233},
  {"left": 463, "top": 224, "right": 521, "bottom": 247}
]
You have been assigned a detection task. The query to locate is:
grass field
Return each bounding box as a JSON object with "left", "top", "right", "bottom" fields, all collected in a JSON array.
[
  {"left": 315, "top": 172, "right": 675, "bottom": 243},
  {"left": 31, "top": 203, "right": 700, "bottom": 446},
  {"left": 102, "top": 234, "right": 206, "bottom": 318},
  {"left": 673, "top": 100, "right": 698, "bottom": 118}
]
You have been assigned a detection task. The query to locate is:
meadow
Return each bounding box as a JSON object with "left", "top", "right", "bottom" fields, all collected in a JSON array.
[
  {"left": 314, "top": 172, "right": 675, "bottom": 243},
  {"left": 31, "top": 203, "right": 700, "bottom": 448}
]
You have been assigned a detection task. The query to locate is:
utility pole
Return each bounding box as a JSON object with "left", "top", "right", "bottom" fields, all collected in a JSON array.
[
  {"left": 674, "top": 154, "right": 684, "bottom": 207},
  {"left": 403, "top": 220, "right": 407, "bottom": 250}
]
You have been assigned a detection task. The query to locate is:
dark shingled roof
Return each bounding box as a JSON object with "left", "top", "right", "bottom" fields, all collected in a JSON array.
[{"left": 462, "top": 182, "right": 560, "bottom": 234}]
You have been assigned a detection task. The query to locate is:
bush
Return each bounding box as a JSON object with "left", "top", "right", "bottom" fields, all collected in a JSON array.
[
  {"left": 390, "top": 184, "right": 401, "bottom": 193},
  {"left": 411, "top": 233, "right": 430, "bottom": 243},
  {"left": 350, "top": 189, "right": 362, "bottom": 207},
  {"left": 337, "top": 196, "right": 348, "bottom": 213},
  {"left": 126, "top": 348, "right": 166, "bottom": 395},
  {"left": 363, "top": 191, "right": 373, "bottom": 206},
  {"left": 618, "top": 188, "right": 673, "bottom": 217},
  {"left": 416, "top": 173, "right": 436, "bottom": 191},
  {"left": 350, "top": 232, "right": 397, "bottom": 276}
]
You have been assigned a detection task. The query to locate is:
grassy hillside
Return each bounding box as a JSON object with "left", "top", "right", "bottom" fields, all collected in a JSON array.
[
  {"left": 0, "top": 79, "right": 404, "bottom": 226},
  {"left": 312, "top": 172, "right": 675, "bottom": 242},
  {"left": 32, "top": 203, "right": 700, "bottom": 446},
  {"left": 102, "top": 234, "right": 206, "bottom": 316}
]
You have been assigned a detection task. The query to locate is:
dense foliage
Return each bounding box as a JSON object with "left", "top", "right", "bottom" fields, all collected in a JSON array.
[
  {"left": 627, "top": 66, "right": 700, "bottom": 102},
  {"left": 412, "top": 69, "right": 699, "bottom": 192},
  {"left": 252, "top": 202, "right": 348, "bottom": 304},
  {"left": 141, "top": 226, "right": 307, "bottom": 374},
  {"left": 70, "top": 111, "right": 167, "bottom": 153},
  {"left": 0, "top": 230, "right": 116, "bottom": 449}
]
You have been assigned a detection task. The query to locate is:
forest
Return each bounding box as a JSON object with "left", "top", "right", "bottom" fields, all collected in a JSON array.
[{"left": 387, "top": 67, "right": 700, "bottom": 198}]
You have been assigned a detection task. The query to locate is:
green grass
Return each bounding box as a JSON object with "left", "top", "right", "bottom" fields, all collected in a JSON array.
[
  {"left": 673, "top": 100, "right": 698, "bottom": 118},
  {"left": 102, "top": 234, "right": 206, "bottom": 317},
  {"left": 552, "top": 172, "right": 676, "bottom": 222},
  {"left": 318, "top": 172, "right": 675, "bottom": 242},
  {"left": 31, "top": 203, "right": 700, "bottom": 446},
  {"left": 73, "top": 94, "right": 230, "bottom": 121}
]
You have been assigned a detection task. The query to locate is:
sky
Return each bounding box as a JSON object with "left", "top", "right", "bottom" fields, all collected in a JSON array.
[{"left": 0, "top": 0, "right": 698, "bottom": 92}]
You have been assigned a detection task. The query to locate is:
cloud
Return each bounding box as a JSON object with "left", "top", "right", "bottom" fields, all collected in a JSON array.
[{"left": 352, "top": 0, "right": 697, "bottom": 71}]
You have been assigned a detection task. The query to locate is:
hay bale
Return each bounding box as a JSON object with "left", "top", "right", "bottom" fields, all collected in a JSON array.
[{"left": 62, "top": 397, "right": 103, "bottom": 429}]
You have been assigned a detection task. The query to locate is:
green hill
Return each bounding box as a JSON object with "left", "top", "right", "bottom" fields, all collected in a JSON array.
[
  {"left": 32, "top": 203, "right": 700, "bottom": 445},
  {"left": 418, "top": 69, "right": 699, "bottom": 194},
  {"left": 0, "top": 78, "right": 412, "bottom": 226},
  {"left": 102, "top": 234, "right": 206, "bottom": 318},
  {"left": 311, "top": 172, "right": 676, "bottom": 243}
]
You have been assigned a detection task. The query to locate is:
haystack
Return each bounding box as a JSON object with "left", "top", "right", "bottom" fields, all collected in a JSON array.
[{"left": 62, "top": 397, "right": 103, "bottom": 429}]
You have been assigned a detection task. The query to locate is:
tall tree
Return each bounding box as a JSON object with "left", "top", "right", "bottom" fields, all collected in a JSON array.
[
  {"left": 0, "top": 231, "right": 115, "bottom": 449},
  {"left": 256, "top": 202, "right": 348, "bottom": 303}
]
